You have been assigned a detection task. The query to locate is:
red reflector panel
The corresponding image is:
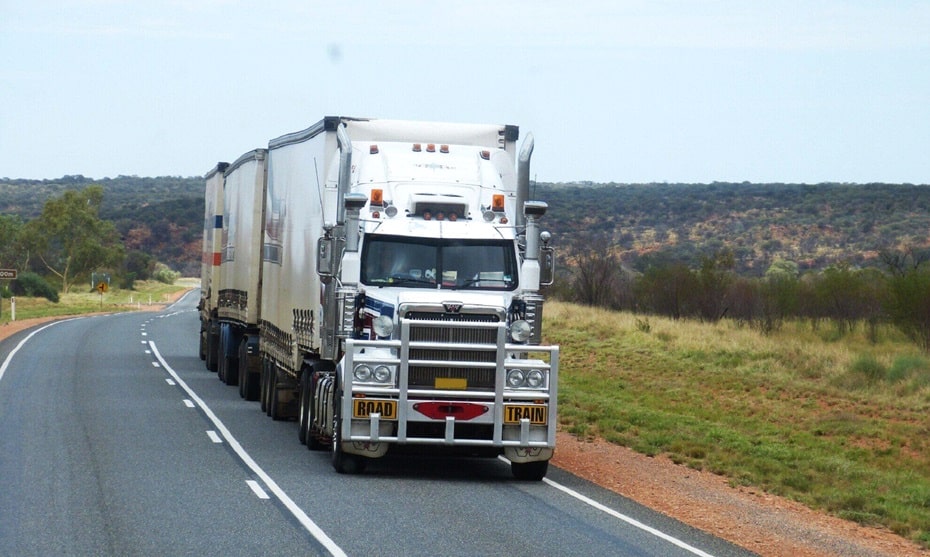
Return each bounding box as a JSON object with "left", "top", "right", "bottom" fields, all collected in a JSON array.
[{"left": 413, "top": 402, "right": 488, "bottom": 421}]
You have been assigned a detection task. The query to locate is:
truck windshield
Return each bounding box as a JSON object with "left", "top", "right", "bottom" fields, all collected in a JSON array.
[{"left": 361, "top": 235, "right": 517, "bottom": 291}]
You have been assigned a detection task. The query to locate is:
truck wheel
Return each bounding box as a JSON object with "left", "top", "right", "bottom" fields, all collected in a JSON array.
[
  {"left": 305, "top": 373, "right": 324, "bottom": 451},
  {"left": 268, "top": 367, "right": 284, "bottom": 421},
  {"left": 222, "top": 351, "right": 239, "bottom": 386},
  {"left": 332, "top": 392, "right": 366, "bottom": 474},
  {"left": 511, "top": 460, "right": 549, "bottom": 481},
  {"left": 199, "top": 329, "right": 207, "bottom": 361},
  {"left": 238, "top": 340, "right": 259, "bottom": 401},
  {"left": 205, "top": 326, "right": 219, "bottom": 372},
  {"left": 217, "top": 332, "right": 227, "bottom": 382},
  {"left": 298, "top": 369, "right": 311, "bottom": 444},
  {"left": 260, "top": 358, "right": 269, "bottom": 413}
]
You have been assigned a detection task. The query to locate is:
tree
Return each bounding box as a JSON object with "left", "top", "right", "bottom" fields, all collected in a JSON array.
[
  {"left": 0, "top": 214, "right": 25, "bottom": 270},
  {"left": 635, "top": 262, "right": 698, "bottom": 319},
  {"left": 567, "top": 234, "right": 625, "bottom": 309},
  {"left": 695, "top": 250, "right": 735, "bottom": 322},
  {"left": 21, "top": 185, "right": 125, "bottom": 293},
  {"left": 885, "top": 266, "right": 930, "bottom": 351}
]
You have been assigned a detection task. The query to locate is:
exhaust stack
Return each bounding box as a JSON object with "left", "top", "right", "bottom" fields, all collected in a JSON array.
[
  {"left": 516, "top": 133, "right": 534, "bottom": 230},
  {"left": 336, "top": 123, "right": 353, "bottom": 226}
]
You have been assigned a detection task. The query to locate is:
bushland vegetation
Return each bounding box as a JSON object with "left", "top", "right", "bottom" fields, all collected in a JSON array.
[{"left": 551, "top": 239, "right": 930, "bottom": 354}]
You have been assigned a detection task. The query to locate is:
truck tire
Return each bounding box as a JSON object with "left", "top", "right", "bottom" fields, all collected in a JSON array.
[
  {"left": 511, "top": 460, "right": 549, "bottom": 481},
  {"left": 267, "top": 365, "right": 285, "bottom": 421},
  {"left": 305, "top": 372, "right": 325, "bottom": 451},
  {"left": 298, "top": 369, "right": 311, "bottom": 445},
  {"left": 332, "top": 391, "right": 366, "bottom": 474},
  {"left": 260, "top": 357, "right": 270, "bottom": 413},
  {"left": 205, "top": 325, "right": 219, "bottom": 372},
  {"left": 238, "top": 339, "right": 260, "bottom": 401},
  {"left": 199, "top": 329, "right": 207, "bottom": 361},
  {"left": 222, "top": 350, "right": 239, "bottom": 386},
  {"left": 217, "top": 331, "right": 227, "bottom": 382}
]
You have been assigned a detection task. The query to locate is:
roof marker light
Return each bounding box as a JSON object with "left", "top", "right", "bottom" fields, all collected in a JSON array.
[
  {"left": 370, "top": 144, "right": 379, "bottom": 154},
  {"left": 412, "top": 143, "right": 422, "bottom": 152},
  {"left": 480, "top": 150, "right": 490, "bottom": 160},
  {"left": 440, "top": 144, "right": 449, "bottom": 153},
  {"left": 426, "top": 144, "right": 436, "bottom": 153}
]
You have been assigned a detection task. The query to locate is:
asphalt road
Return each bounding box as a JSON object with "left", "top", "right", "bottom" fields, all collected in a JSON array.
[{"left": 0, "top": 291, "right": 757, "bottom": 557}]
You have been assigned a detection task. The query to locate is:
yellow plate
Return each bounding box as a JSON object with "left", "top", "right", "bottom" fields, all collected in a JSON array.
[
  {"left": 503, "top": 404, "right": 547, "bottom": 425},
  {"left": 353, "top": 399, "right": 398, "bottom": 420},
  {"left": 435, "top": 377, "right": 467, "bottom": 390}
]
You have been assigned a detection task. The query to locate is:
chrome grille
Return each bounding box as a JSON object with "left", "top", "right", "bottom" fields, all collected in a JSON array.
[{"left": 402, "top": 310, "right": 501, "bottom": 390}]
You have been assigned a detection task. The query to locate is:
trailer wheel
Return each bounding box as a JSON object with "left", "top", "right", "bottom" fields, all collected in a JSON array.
[
  {"left": 298, "top": 369, "right": 311, "bottom": 445},
  {"left": 199, "top": 329, "right": 207, "bottom": 361},
  {"left": 217, "top": 331, "right": 227, "bottom": 382},
  {"left": 332, "top": 391, "right": 366, "bottom": 474},
  {"left": 205, "top": 324, "right": 219, "bottom": 372},
  {"left": 511, "top": 460, "right": 549, "bottom": 481},
  {"left": 268, "top": 366, "right": 285, "bottom": 421},
  {"left": 260, "top": 358, "right": 270, "bottom": 413},
  {"left": 238, "top": 340, "right": 259, "bottom": 401}
]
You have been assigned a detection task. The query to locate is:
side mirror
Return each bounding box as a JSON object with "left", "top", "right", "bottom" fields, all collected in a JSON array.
[
  {"left": 540, "top": 245, "right": 555, "bottom": 286},
  {"left": 317, "top": 236, "right": 335, "bottom": 282}
]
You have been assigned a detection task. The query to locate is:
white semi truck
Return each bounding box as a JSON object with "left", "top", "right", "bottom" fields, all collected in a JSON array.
[{"left": 201, "top": 116, "right": 558, "bottom": 480}]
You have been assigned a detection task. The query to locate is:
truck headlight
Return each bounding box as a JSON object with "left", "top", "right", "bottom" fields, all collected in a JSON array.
[
  {"left": 373, "top": 365, "right": 392, "bottom": 383},
  {"left": 354, "top": 364, "right": 373, "bottom": 382},
  {"left": 507, "top": 369, "right": 526, "bottom": 388},
  {"left": 510, "top": 320, "right": 531, "bottom": 342},
  {"left": 373, "top": 315, "right": 394, "bottom": 338},
  {"left": 526, "top": 369, "right": 545, "bottom": 388}
]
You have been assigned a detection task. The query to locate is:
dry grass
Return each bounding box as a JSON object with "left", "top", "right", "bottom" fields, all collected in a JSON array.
[
  {"left": 544, "top": 300, "right": 930, "bottom": 546},
  {"left": 0, "top": 279, "right": 195, "bottom": 323}
]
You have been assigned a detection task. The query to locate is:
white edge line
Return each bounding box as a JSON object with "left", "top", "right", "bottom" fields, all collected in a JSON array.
[
  {"left": 541, "top": 475, "right": 717, "bottom": 557},
  {"left": 0, "top": 319, "right": 80, "bottom": 383},
  {"left": 148, "top": 340, "right": 348, "bottom": 557}
]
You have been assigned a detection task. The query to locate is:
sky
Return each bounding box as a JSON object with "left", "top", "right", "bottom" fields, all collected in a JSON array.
[{"left": 1, "top": 1, "right": 929, "bottom": 184}]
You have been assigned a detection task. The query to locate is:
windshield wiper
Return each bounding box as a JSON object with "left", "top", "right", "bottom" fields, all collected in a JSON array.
[{"left": 388, "top": 275, "right": 435, "bottom": 286}]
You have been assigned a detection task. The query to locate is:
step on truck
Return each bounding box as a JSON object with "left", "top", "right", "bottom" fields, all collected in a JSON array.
[{"left": 202, "top": 116, "right": 558, "bottom": 480}]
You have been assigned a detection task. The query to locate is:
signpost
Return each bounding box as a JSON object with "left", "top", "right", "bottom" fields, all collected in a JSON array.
[{"left": 0, "top": 269, "right": 16, "bottom": 320}]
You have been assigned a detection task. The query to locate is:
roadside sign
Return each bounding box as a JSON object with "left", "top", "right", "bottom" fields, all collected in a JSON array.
[
  {"left": 97, "top": 281, "right": 109, "bottom": 293},
  {"left": 0, "top": 269, "right": 16, "bottom": 280}
]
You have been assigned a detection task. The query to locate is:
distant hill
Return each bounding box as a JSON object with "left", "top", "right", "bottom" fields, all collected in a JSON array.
[
  {"left": 3, "top": 176, "right": 929, "bottom": 277},
  {"left": 0, "top": 175, "right": 203, "bottom": 275},
  {"left": 537, "top": 182, "right": 930, "bottom": 275}
]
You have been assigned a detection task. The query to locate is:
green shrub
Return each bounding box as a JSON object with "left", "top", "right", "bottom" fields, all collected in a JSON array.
[
  {"left": 152, "top": 263, "right": 180, "bottom": 285},
  {"left": 849, "top": 354, "right": 886, "bottom": 383},
  {"left": 10, "top": 272, "right": 59, "bottom": 303}
]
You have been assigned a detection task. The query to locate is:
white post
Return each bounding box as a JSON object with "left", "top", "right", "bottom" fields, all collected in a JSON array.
[{"left": 10, "top": 296, "right": 15, "bottom": 321}]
